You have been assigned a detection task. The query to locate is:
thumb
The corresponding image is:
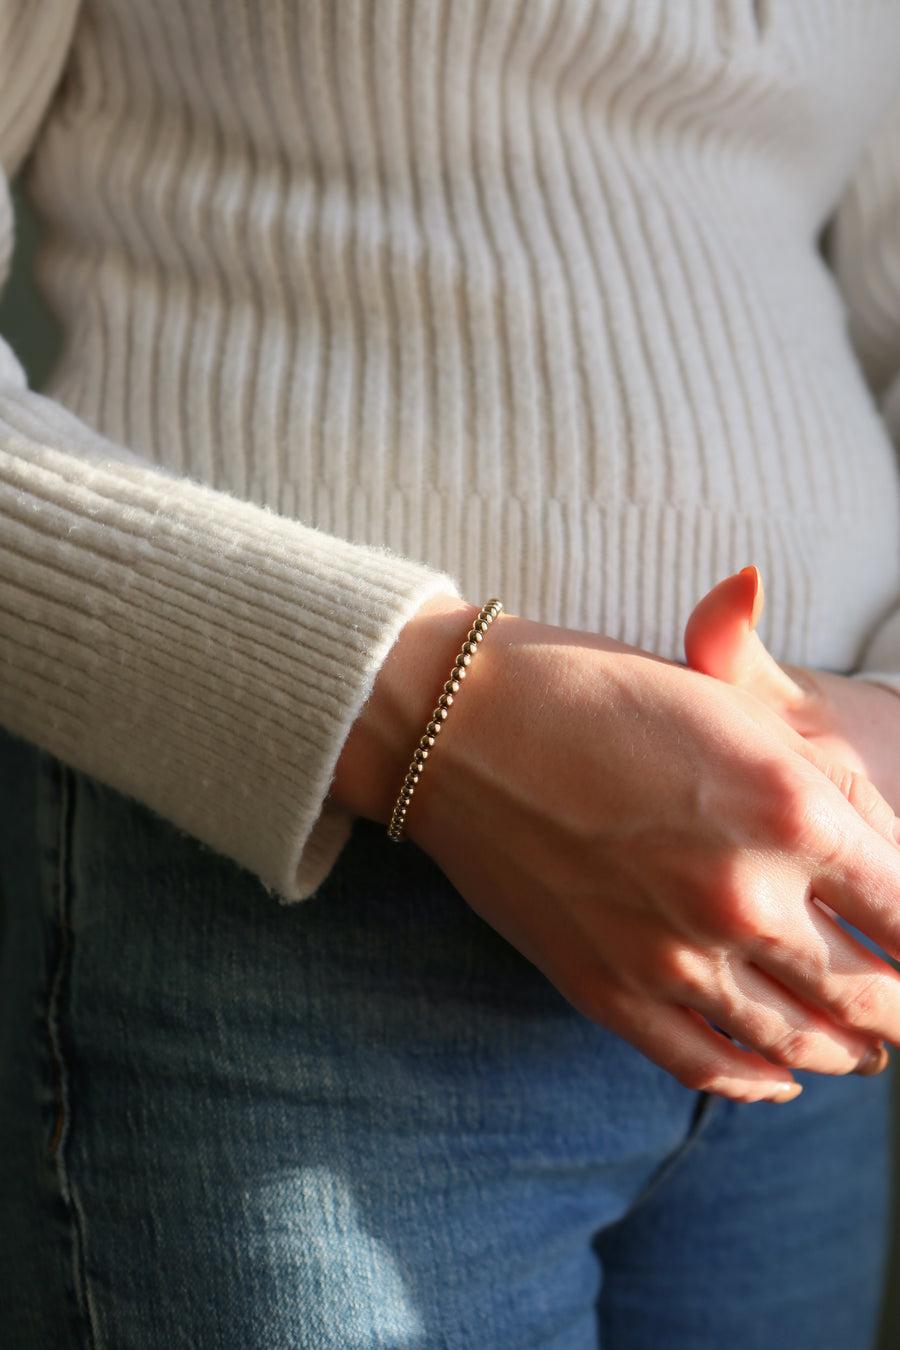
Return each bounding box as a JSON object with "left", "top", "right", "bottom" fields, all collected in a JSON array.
[
  {"left": 687, "top": 571, "right": 900, "bottom": 849},
  {"left": 685, "top": 567, "right": 804, "bottom": 711}
]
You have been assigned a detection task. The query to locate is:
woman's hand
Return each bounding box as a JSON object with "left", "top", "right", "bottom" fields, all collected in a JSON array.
[{"left": 333, "top": 593, "right": 900, "bottom": 1102}]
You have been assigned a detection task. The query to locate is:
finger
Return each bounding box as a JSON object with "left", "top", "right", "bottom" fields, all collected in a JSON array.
[
  {"left": 684, "top": 567, "right": 804, "bottom": 708},
  {"left": 811, "top": 754, "right": 900, "bottom": 846},
  {"left": 664, "top": 945, "right": 887, "bottom": 1078},
  {"left": 749, "top": 887, "right": 900, "bottom": 1045},
  {"left": 772, "top": 724, "right": 900, "bottom": 849},
  {"left": 598, "top": 988, "right": 804, "bottom": 1103}
]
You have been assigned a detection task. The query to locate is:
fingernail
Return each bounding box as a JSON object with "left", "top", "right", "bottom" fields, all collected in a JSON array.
[
  {"left": 739, "top": 565, "right": 764, "bottom": 629},
  {"left": 765, "top": 1082, "right": 803, "bottom": 1104},
  {"left": 855, "top": 1044, "right": 890, "bottom": 1077}
]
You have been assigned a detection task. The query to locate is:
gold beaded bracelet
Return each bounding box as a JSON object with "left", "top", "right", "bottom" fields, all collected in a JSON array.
[{"left": 387, "top": 599, "right": 503, "bottom": 841}]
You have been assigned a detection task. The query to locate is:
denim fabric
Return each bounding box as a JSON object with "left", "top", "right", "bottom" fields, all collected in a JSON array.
[{"left": 0, "top": 728, "right": 891, "bottom": 1349}]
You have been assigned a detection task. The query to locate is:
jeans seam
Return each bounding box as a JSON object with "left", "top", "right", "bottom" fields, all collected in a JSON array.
[
  {"left": 47, "top": 764, "right": 100, "bottom": 1350},
  {"left": 621, "top": 1090, "right": 721, "bottom": 1218}
]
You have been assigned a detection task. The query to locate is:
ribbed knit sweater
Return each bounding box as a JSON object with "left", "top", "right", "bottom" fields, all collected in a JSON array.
[{"left": 2, "top": 0, "right": 900, "bottom": 899}]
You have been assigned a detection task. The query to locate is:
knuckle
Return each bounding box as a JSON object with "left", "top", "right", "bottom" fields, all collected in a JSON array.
[
  {"left": 830, "top": 973, "right": 883, "bottom": 1030},
  {"left": 764, "top": 1023, "right": 819, "bottom": 1069},
  {"left": 713, "top": 893, "right": 763, "bottom": 945},
  {"left": 765, "top": 774, "right": 821, "bottom": 854},
  {"left": 650, "top": 943, "right": 706, "bottom": 998},
  {"left": 844, "top": 773, "right": 893, "bottom": 838},
  {"left": 756, "top": 760, "right": 846, "bottom": 859},
  {"left": 644, "top": 943, "right": 737, "bottom": 1011},
  {"left": 609, "top": 932, "right": 700, "bottom": 1000},
  {"left": 701, "top": 862, "right": 766, "bottom": 943}
]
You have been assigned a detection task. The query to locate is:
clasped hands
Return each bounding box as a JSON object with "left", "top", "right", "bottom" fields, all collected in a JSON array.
[{"left": 334, "top": 571, "right": 900, "bottom": 1102}]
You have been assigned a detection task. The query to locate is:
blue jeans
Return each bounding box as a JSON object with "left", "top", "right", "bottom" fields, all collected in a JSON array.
[{"left": 0, "top": 729, "right": 891, "bottom": 1349}]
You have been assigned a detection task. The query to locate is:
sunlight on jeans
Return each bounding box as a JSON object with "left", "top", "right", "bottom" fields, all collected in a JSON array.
[{"left": 253, "top": 1166, "right": 425, "bottom": 1348}]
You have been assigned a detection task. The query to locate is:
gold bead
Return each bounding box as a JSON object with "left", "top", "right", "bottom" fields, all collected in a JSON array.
[
  {"left": 452, "top": 664, "right": 467, "bottom": 680},
  {"left": 437, "top": 692, "right": 453, "bottom": 709},
  {"left": 420, "top": 731, "right": 436, "bottom": 746},
  {"left": 462, "top": 640, "right": 478, "bottom": 657},
  {"left": 433, "top": 706, "right": 448, "bottom": 721},
  {"left": 457, "top": 652, "right": 472, "bottom": 667},
  {"left": 444, "top": 679, "right": 460, "bottom": 695},
  {"left": 414, "top": 746, "right": 428, "bottom": 763},
  {"left": 467, "top": 628, "right": 483, "bottom": 644}
]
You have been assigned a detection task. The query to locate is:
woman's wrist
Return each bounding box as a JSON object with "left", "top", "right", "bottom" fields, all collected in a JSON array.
[
  {"left": 386, "top": 599, "right": 504, "bottom": 842},
  {"left": 330, "top": 592, "right": 481, "bottom": 824}
]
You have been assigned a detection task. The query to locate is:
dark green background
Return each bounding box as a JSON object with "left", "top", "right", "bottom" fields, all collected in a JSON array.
[{"left": 2, "top": 182, "right": 898, "bottom": 1345}]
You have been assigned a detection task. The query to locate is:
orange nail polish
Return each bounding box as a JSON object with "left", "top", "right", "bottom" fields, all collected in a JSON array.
[{"left": 739, "top": 565, "right": 764, "bottom": 629}]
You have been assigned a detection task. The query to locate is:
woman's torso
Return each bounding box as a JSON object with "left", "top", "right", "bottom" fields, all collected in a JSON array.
[{"left": 20, "top": 0, "right": 900, "bottom": 665}]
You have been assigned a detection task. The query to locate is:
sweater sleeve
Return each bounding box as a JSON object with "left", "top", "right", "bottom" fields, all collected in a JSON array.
[
  {"left": 0, "top": 3, "right": 458, "bottom": 900},
  {"left": 826, "top": 81, "right": 900, "bottom": 689}
]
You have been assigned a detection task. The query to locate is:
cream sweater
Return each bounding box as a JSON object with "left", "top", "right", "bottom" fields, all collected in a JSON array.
[{"left": 2, "top": 0, "right": 900, "bottom": 899}]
